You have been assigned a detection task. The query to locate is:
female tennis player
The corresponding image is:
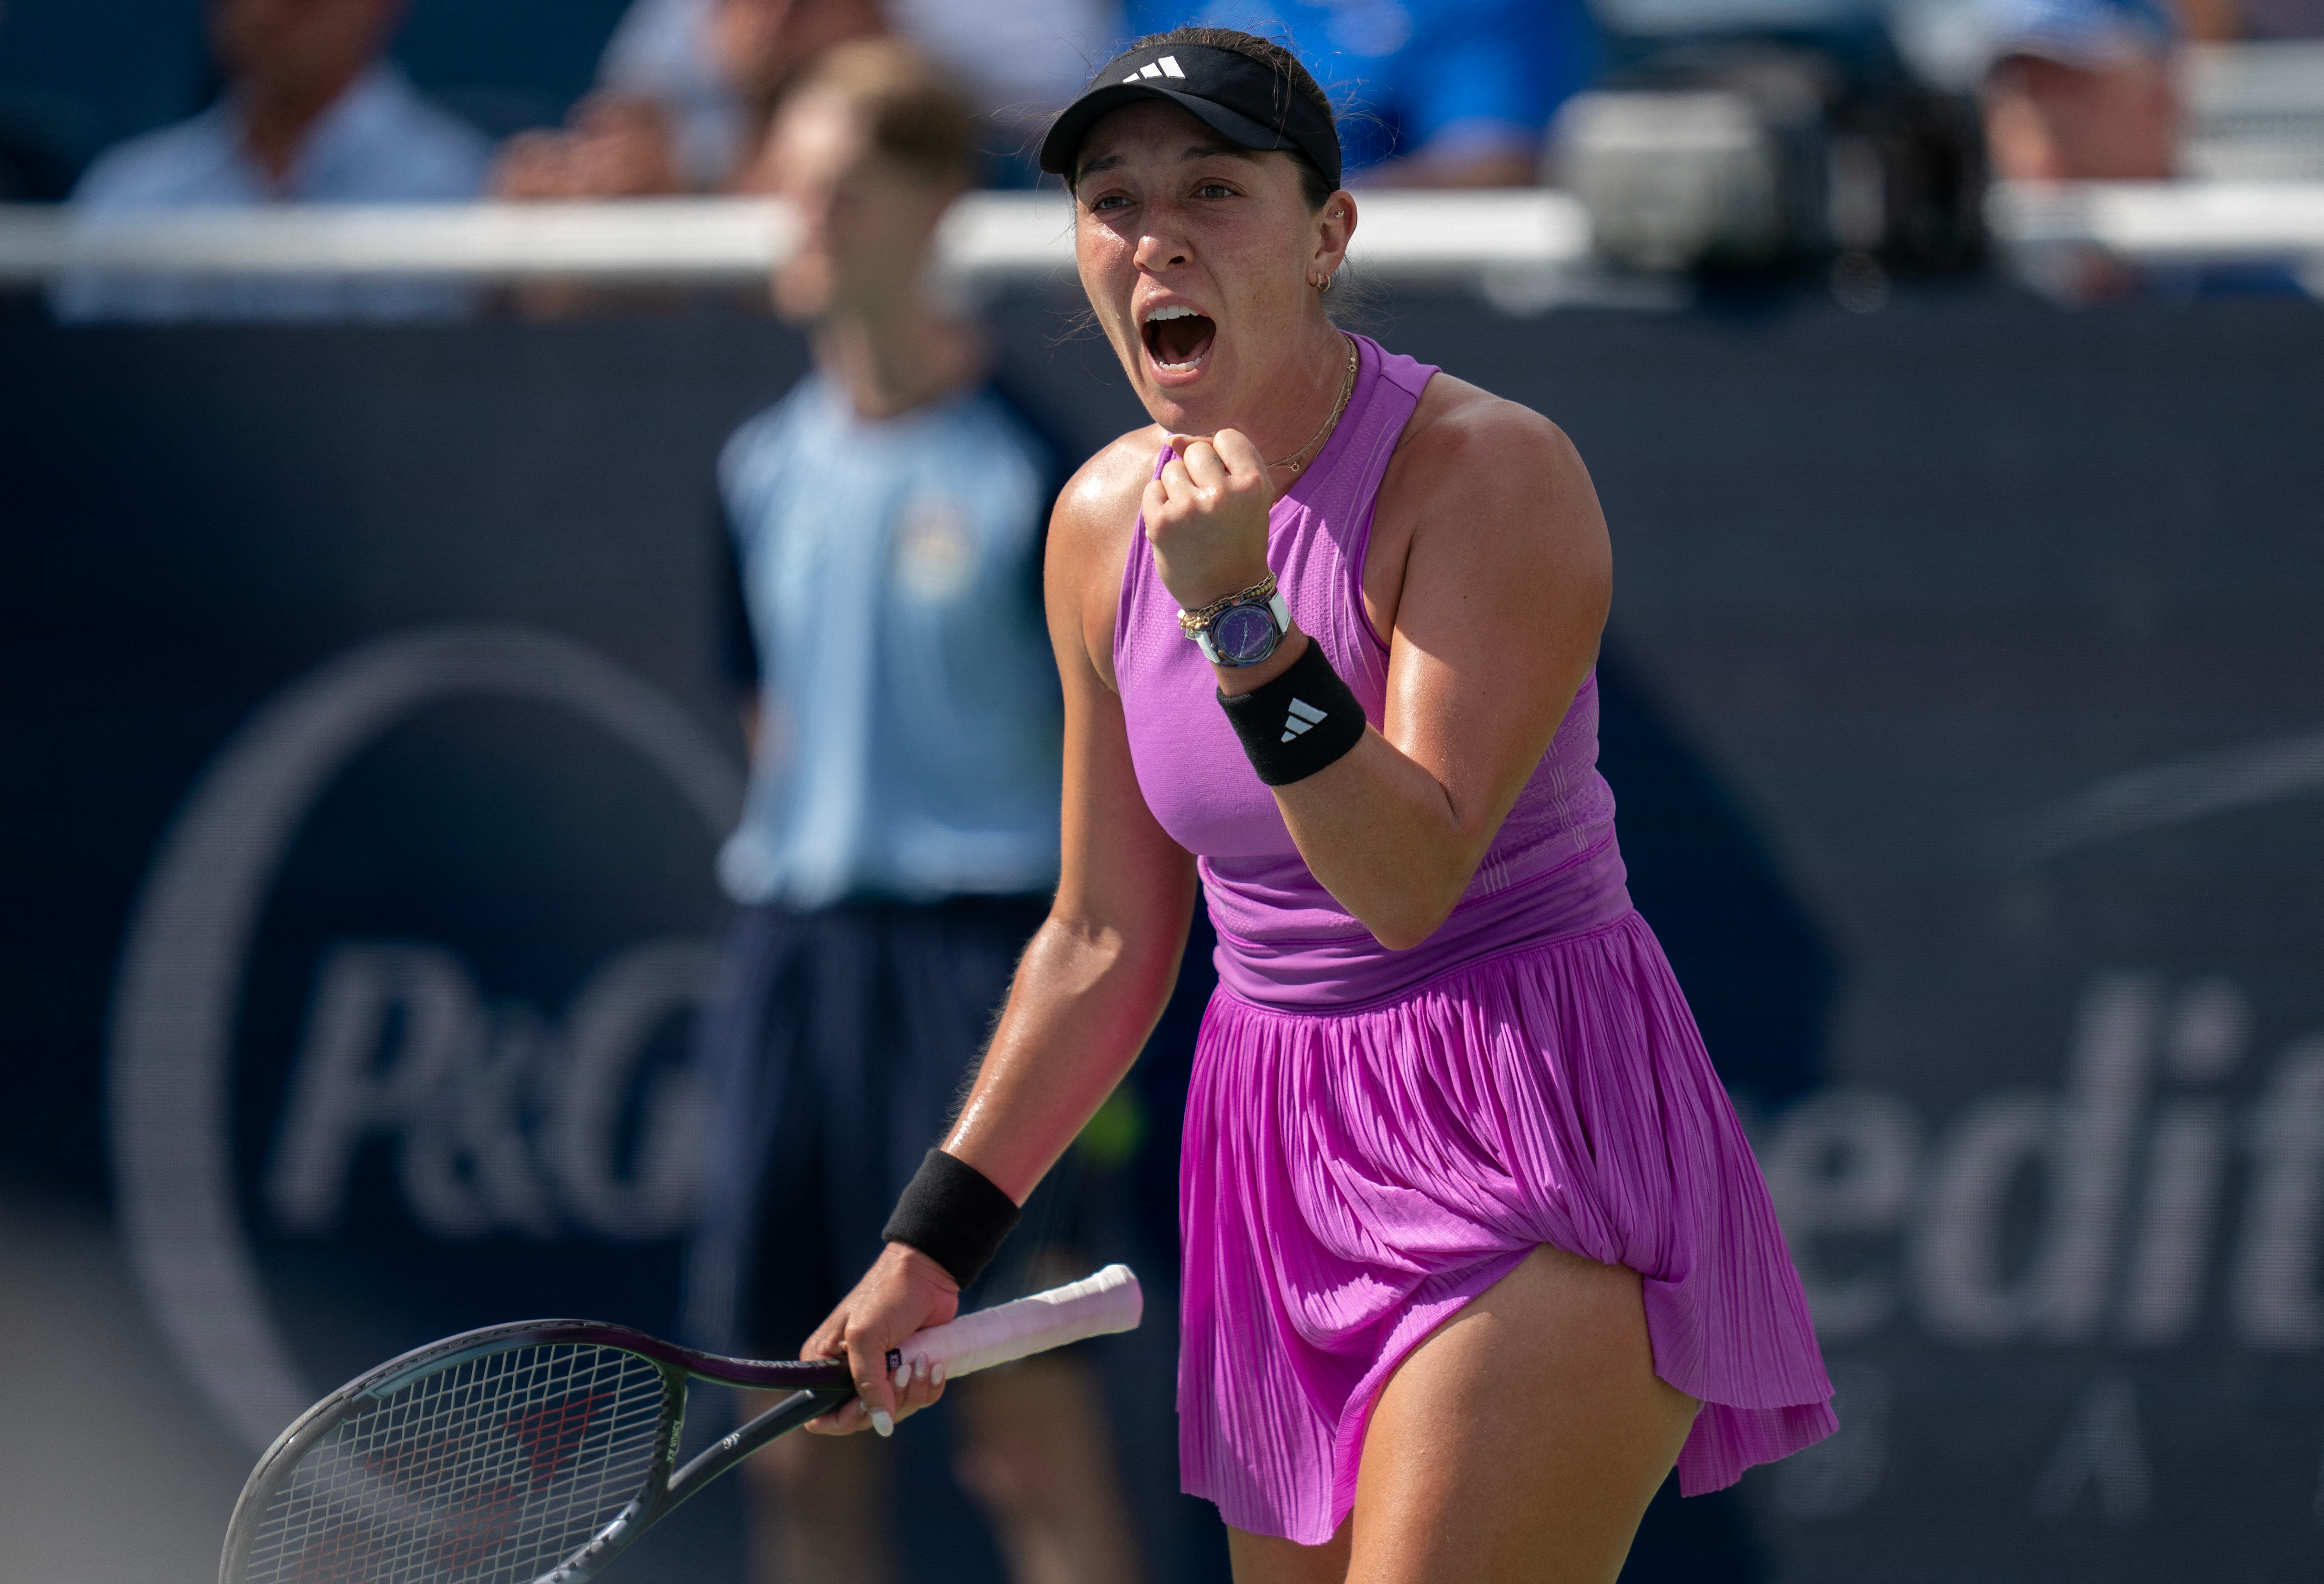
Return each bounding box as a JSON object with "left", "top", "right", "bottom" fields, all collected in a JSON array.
[{"left": 803, "top": 27, "right": 1835, "bottom": 1581}]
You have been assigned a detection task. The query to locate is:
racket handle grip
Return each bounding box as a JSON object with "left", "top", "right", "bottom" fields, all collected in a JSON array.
[{"left": 900, "top": 1263, "right": 1142, "bottom": 1379}]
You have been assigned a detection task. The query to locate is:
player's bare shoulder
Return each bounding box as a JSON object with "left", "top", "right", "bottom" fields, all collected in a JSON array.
[
  {"left": 1370, "top": 370, "right": 1607, "bottom": 632},
  {"left": 1393, "top": 371, "right": 1581, "bottom": 493},
  {"left": 1045, "top": 425, "right": 1164, "bottom": 684},
  {"left": 1388, "top": 373, "right": 1601, "bottom": 545}
]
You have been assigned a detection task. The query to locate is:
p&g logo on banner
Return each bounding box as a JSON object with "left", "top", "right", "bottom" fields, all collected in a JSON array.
[{"left": 106, "top": 627, "right": 742, "bottom": 1452}]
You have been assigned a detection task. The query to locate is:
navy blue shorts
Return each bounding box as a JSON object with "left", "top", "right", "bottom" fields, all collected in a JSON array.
[{"left": 687, "top": 893, "right": 1087, "bottom": 1360}]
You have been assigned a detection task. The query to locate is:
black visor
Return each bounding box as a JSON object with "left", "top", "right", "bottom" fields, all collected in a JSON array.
[{"left": 1040, "top": 41, "right": 1342, "bottom": 193}]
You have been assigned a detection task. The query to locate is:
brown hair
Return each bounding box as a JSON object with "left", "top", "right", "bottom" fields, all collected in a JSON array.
[
  {"left": 791, "top": 37, "right": 981, "bottom": 188},
  {"left": 1084, "top": 26, "right": 1339, "bottom": 211}
]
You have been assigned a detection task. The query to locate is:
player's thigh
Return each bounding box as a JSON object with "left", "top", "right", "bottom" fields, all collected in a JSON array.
[
  {"left": 1347, "top": 1243, "right": 1699, "bottom": 1584},
  {"left": 1227, "top": 1520, "right": 1350, "bottom": 1584}
]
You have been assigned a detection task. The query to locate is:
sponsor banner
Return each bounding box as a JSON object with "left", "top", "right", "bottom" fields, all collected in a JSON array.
[
  {"left": 108, "top": 625, "right": 739, "bottom": 1448},
  {"left": 2, "top": 297, "right": 2321, "bottom": 1581}
]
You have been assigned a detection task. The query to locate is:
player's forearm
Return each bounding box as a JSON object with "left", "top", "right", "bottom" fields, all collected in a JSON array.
[
  {"left": 1204, "top": 629, "right": 1491, "bottom": 949},
  {"left": 1202, "top": 626, "right": 1500, "bottom": 947},
  {"left": 1273, "top": 728, "right": 1503, "bottom": 950},
  {"left": 940, "top": 903, "right": 1188, "bottom": 1204}
]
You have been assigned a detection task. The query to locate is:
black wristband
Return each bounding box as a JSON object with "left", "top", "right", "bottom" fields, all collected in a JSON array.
[
  {"left": 1216, "top": 639, "right": 1367, "bottom": 786},
  {"left": 881, "top": 1148, "right": 1021, "bottom": 1288}
]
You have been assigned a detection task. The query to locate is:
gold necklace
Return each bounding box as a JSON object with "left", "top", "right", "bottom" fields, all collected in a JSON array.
[{"left": 1268, "top": 336, "right": 1359, "bottom": 477}]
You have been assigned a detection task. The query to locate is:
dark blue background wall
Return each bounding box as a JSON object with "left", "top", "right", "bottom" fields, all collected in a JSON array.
[{"left": 5, "top": 290, "right": 2323, "bottom": 1581}]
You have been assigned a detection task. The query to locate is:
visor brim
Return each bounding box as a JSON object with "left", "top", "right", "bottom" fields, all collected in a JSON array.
[{"left": 1039, "top": 83, "right": 1312, "bottom": 181}]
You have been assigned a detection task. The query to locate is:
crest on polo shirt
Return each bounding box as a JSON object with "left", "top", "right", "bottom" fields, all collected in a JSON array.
[{"left": 893, "top": 497, "right": 978, "bottom": 602}]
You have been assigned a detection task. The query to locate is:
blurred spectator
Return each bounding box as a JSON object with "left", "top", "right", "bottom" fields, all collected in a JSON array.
[
  {"left": 2171, "top": 0, "right": 2324, "bottom": 37},
  {"left": 881, "top": 0, "right": 1125, "bottom": 166},
  {"left": 708, "top": 0, "right": 888, "bottom": 186},
  {"left": 51, "top": 0, "right": 488, "bottom": 322},
  {"left": 597, "top": 0, "right": 746, "bottom": 187},
  {"left": 514, "top": 0, "right": 1133, "bottom": 202},
  {"left": 1124, "top": 0, "right": 1591, "bottom": 184},
  {"left": 493, "top": 93, "right": 684, "bottom": 199},
  {"left": 492, "top": 0, "right": 881, "bottom": 199},
  {"left": 1981, "top": 0, "right": 2180, "bottom": 178},
  {"left": 683, "top": 37, "right": 1141, "bottom": 1584},
  {"left": 2224, "top": 0, "right": 2324, "bottom": 33}
]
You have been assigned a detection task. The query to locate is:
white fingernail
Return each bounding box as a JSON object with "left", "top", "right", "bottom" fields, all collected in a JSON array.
[
  {"left": 893, "top": 1360, "right": 915, "bottom": 1391},
  {"left": 871, "top": 1408, "right": 894, "bottom": 1438},
  {"left": 931, "top": 1362, "right": 945, "bottom": 1388}
]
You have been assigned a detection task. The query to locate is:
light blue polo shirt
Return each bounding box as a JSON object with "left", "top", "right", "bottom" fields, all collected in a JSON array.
[
  {"left": 716, "top": 374, "right": 1064, "bottom": 909},
  {"left": 53, "top": 64, "right": 490, "bottom": 323}
]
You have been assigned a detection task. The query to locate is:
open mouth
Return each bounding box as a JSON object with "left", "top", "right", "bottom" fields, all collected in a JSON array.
[{"left": 1142, "top": 304, "right": 1216, "bottom": 375}]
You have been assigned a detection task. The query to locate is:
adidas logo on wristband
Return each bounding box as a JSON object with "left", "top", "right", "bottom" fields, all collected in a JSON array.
[
  {"left": 1281, "top": 698, "right": 1328, "bottom": 743},
  {"left": 1217, "top": 641, "right": 1362, "bottom": 786}
]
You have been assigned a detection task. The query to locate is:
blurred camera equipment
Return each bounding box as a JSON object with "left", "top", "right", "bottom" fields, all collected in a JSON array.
[{"left": 1557, "top": 5, "right": 1987, "bottom": 282}]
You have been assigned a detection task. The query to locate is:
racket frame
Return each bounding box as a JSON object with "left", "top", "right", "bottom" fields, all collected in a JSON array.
[
  {"left": 218, "top": 1319, "right": 856, "bottom": 1584},
  {"left": 220, "top": 1264, "right": 1141, "bottom": 1584}
]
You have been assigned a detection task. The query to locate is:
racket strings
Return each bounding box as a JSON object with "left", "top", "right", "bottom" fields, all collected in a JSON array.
[{"left": 243, "top": 1344, "right": 671, "bottom": 1584}]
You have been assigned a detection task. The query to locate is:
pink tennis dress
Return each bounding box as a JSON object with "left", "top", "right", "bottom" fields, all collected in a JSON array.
[{"left": 1113, "top": 335, "right": 1835, "bottom": 1544}]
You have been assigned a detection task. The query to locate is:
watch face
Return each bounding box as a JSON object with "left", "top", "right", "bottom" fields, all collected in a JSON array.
[{"left": 1212, "top": 601, "right": 1281, "bottom": 666}]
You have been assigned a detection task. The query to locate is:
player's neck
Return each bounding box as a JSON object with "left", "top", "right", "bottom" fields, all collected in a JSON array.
[
  {"left": 813, "top": 297, "right": 984, "bottom": 423},
  {"left": 1216, "top": 316, "right": 1352, "bottom": 481}
]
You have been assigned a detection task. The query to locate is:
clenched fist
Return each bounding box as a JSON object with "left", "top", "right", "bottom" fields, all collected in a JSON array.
[{"left": 1144, "top": 429, "right": 1274, "bottom": 613}]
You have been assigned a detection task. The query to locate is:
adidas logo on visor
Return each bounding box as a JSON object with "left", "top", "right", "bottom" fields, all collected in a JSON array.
[
  {"left": 1123, "top": 55, "right": 1188, "bottom": 82},
  {"left": 1280, "top": 697, "right": 1328, "bottom": 744}
]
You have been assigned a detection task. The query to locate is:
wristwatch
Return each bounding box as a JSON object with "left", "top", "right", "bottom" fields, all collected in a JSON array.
[{"left": 1180, "top": 577, "right": 1293, "bottom": 667}]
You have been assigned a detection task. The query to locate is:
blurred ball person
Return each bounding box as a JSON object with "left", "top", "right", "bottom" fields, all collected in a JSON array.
[
  {"left": 1981, "top": 0, "right": 2180, "bottom": 179},
  {"left": 52, "top": 0, "right": 489, "bottom": 322},
  {"left": 1123, "top": 0, "right": 1591, "bottom": 185},
  {"left": 681, "top": 39, "right": 1143, "bottom": 1584}
]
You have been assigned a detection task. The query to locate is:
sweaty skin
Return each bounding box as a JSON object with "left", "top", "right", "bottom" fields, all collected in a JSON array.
[{"left": 801, "top": 101, "right": 1667, "bottom": 1584}]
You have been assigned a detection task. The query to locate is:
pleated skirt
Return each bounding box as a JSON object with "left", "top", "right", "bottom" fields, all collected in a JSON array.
[{"left": 1176, "top": 910, "right": 1836, "bottom": 1544}]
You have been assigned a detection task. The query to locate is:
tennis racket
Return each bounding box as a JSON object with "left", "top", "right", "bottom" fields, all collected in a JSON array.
[{"left": 219, "top": 1263, "right": 1142, "bottom": 1584}]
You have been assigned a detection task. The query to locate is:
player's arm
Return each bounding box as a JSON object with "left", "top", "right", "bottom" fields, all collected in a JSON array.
[
  {"left": 1154, "top": 385, "right": 1609, "bottom": 950},
  {"left": 804, "top": 432, "right": 1196, "bottom": 1433},
  {"left": 944, "top": 435, "right": 1198, "bottom": 1201},
  {"left": 1274, "top": 391, "right": 1608, "bottom": 946}
]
